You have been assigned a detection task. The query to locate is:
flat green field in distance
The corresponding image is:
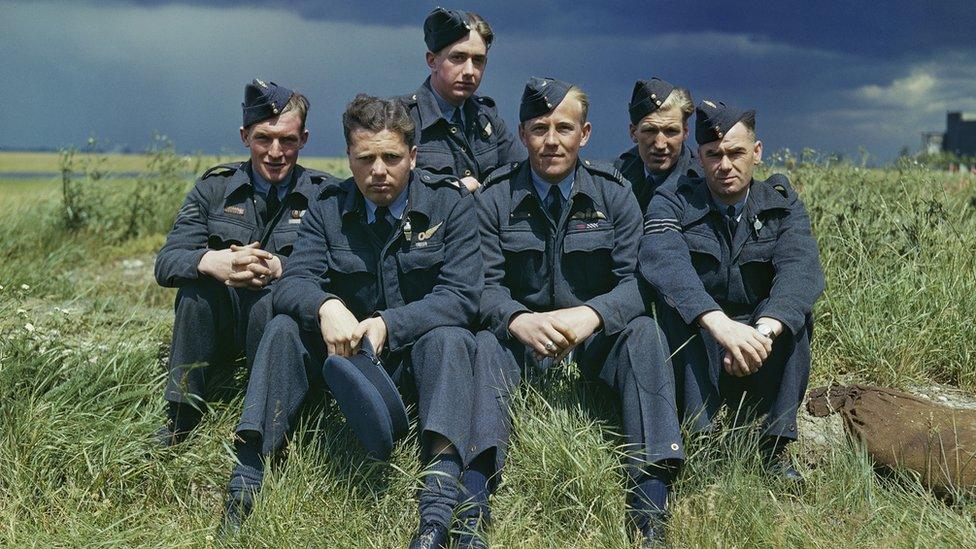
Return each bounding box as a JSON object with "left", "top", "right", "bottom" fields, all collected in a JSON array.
[
  {"left": 0, "top": 150, "right": 351, "bottom": 177},
  {"left": 2, "top": 151, "right": 976, "bottom": 547}
]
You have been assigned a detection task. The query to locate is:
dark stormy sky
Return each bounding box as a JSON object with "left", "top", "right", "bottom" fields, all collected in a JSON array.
[{"left": 4, "top": 0, "right": 975, "bottom": 163}]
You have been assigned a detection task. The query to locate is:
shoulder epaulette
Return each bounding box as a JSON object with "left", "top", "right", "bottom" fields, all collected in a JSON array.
[
  {"left": 483, "top": 161, "right": 520, "bottom": 188},
  {"left": 400, "top": 93, "right": 420, "bottom": 107},
  {"left": 318, "top": 177, "right": 348, "bottom": 199},
  {"left": 474, "top": 95, "right": 496, "bottom": 108},
  {"left": 303, "top": 168, "right": 338, "bottom": 183},
  {"left": 201, "top": 162, "right": 243, "bottom": 179},
  {"left": 581, "top": 159, "right": 625, "bottom": 186},
  {"left": 417, "top": 170, "right": 463, "bottom": 192},
  {"left": 765, "top": 173, "right": 794, "bottom": 199}
]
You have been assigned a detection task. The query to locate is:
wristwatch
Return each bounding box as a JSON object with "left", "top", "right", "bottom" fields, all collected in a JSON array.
[{"left": 755, "top": 323, "right": 774, "bottom": 340}]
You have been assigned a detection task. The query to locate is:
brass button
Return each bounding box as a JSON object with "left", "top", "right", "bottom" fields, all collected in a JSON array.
[
  {"left": 670, "top": 443, "right": 680, "bottom": 451},
  {"left": 450, "top": 126, "right": 458, "bottom": 134},
  {"left": 463, "top": 169, "right": 472, "bottom": 176},
  {"left": 469, "top": 445, "right": 478, "bottom": 453},
  {"left": 422, "top": 175, "right": 430, "bottom": 181}
]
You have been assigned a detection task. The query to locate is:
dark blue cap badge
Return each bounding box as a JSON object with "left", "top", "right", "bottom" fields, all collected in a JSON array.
[
  {"left": 519, "top": 76, "right": 572, "bottom": 123},
  {"left": 628, "top": 77, "right": 676, "bottom": 124},
  {"left": 242, "top": 78, "right": 295, "bottom": 128},
  {"left": 695, "top": 99, "right": 755, "bottom": 145},
  {"left": 424, "top": 7, "right": 471, "bottom": 53}
]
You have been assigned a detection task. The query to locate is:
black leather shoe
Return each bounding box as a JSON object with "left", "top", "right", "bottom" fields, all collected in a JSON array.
[
  {"left": 761, "top": 438, "right": 805, "bottom": 484},
  {"left": 634, "top": 510, "right": 668, "bottom": 548},
  {"left": 455, "top": 515, "right": 489, "bottom": 549},
  {"left": 220, "top": 488, "right": 255, "bottom": 537},
  {"left": 764, "top": 456, "right": 805, "bottom": 483},
  {"left": 409, "top": 522, "right": 449, "bottom": 549},
  {"left": 155, "top": 423, "right": 190, "bottom": 448}
]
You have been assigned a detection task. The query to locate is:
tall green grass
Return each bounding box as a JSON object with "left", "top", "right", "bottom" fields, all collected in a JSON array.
[{"left": 2, "top": 154, "right": 976, "bottom": 546}]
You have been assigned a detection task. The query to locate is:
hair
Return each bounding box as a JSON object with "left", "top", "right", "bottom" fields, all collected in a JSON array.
[
  {"left": 466, "top": 12, "right": 494, "bottom": 49},
  {"left": 566, "top": 86, "right": 590, "bottom": 124},
  {"left": 659, "top": 87, "right": 695, "bottom": 123},
  {"left": 280, "top": 92, "right": 310, "bottom": 130},
  {"left": 740, "top": 110, "right": 757, "bottom": 140},
  {"left": 342, "top": 94, "right": 416, "bottom": 147}
]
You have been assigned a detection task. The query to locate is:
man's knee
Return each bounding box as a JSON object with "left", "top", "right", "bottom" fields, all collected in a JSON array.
[{"left": 174, "top": 277, "right": 228, "bottom": 320}]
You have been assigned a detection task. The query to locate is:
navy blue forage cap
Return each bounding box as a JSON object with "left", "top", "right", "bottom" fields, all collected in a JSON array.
[
  {"left": 321, "top": 338, "right": 409, "bottom": 460},
  {"left": 628, "top": 77, "right": 676, "bottom": 124},
  {"left": 242, "top": 78, "right": 295, "bottom": 128},
  {"left": 695, "top": 99, "right": 755, "bottom": 145},
  {"left": 519, "top": 76, "right": 572, "bottom": 123},
  {"left": 424, "top": 7, "right": 471, "bottom": 53}
]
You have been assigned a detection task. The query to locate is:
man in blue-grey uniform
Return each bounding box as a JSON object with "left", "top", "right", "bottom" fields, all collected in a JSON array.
[
  {"left": 153, "top": 79, "right": 333, "bottom": 446},
  {"left": 615, "top": 77, "right": 701, "bottom": 213},
  {"left": 221, "top": 95, "right": 482, "bottom": 549},
  {"left": 639, "top": 100, "right": 824, "bottom": 483},
  {"left": 470, "top": 77, "right": 683, "bottom": 547},
  {"left": 401, "top": 7, "right": 522, "bottom": 192}
]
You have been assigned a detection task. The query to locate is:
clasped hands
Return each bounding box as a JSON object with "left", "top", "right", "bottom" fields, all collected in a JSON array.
[
  {"left": 508, "top": 305, "right": 603, "bottom": 363},
  {"left": 698, "top": 311, "right": 783, "bottom": 377},
  {"left": 198, "top": 241, "right": 282, "bottom": 289}
]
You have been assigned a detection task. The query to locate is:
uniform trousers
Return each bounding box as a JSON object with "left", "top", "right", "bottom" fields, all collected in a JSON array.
[
  {"left": 470, "top": 316, "right": 684, "bottom": 481},
  {"left": 657, "top": 304, "right": 812, "bottom": 441},
  {"left": 236, "top": 314, "right": 476, "bottom": 463},
  {"left": 164, "top": 277, "right": 272, "bottom": 407}
]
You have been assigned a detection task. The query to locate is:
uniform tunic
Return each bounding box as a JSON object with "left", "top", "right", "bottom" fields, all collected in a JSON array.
[
  {"left": 237, "top": 169, "right": 483, "bottom": 463},
  {"left": 614, "top": 144, "right": 701, "bottom": 214},
  {"left": 403, "top": 77, "right": 524, "bottom": 182},
  {"left": 154, "top": 162, "right": 333, "bottom": 405},
  {"left": 474, "top": 159, "right": 683, "bottom": 476},
  {"left": 639, "top": 174, "right": 824, "bottom": 439}
]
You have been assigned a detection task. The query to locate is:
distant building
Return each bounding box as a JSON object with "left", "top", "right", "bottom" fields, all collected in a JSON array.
[
  {"left": 924, "top": 112, "right": 976, "bottom": 158},
  {"left": 945, "top": 112, "right": 976, "bottom": 158}
]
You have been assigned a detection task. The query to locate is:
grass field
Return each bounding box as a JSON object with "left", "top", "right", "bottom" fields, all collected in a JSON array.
[{"left": 1, "top": 151, "right": 975, "bottom": 547}]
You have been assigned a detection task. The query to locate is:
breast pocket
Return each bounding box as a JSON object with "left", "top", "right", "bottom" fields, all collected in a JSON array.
[
  {"left": 268, "top": 225, "right": 300, "bottom": 256},
  {"left": 562, "top": 228, "right": 615, "bottom": 297},
  {"left": 397, "top": 244, "right": 446, "bottom": 301},
  {"left": 738, "top": 238, "right": 776, "bottom": 303},
  {"left": 499, "top": 230, "right": 545, "bottom": 298},
  {"left": 472, "top": 141, "right": 500, "bottom": 177},
  {"left": 207, "top": 218, "right": 253, "bottom": 249},
  {"left": 416, "top": 146, "right": 457, "bottom": 176}
]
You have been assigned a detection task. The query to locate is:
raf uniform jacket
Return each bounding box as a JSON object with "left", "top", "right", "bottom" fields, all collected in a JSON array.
[
  {"left": 272, "top": 170, "right": 482, "bottom": 353},
  {"left": 403, "top": 78, "right": 523, "bottom": 181},
  {"left": 615, "top": 144, "right": 702, "bottom": 214},
  {"left": 638, "top": 174, "right": 824, "bottom": 336},
  {"left": 479, "top": 159, "right": 645, "bottom": 340},
  {"left": 154, "top": 161, "right": 334, "bottom": 288}
]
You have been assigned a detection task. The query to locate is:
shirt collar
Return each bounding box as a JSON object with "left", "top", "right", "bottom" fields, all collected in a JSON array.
[
  {"left": 364, "top": 178, "right": 410, "bottom": 224},
  {"left": 250, "top": 166, "right": 292, "bottom": 201},
  {"left": 711, "top": 188, "right": 749, "bottom": 221},
  {"left": 430, "top": 85, "right": 466, "bottom": 126},
  {"left": 530, "top": 169, "right": 574, "bottom": 202}
]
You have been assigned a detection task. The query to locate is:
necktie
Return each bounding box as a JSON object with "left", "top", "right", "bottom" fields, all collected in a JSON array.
[
  {"left": 451, "top": 107, "right": 463, "bottom": 128},
  {"left": 545, "top": 186, "right": 563, "bottom": 223},
  {"left": 726, "top": 205, "right": 738, "bottom": 239},
  {"left": 371, "top": 206, "right": 394, "bottom": 243},
  {"left": 266, "top": 189, "right": 281, "bottom": 222}
]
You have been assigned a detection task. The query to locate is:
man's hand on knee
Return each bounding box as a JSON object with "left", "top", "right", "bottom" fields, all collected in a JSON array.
[
  {"left": 698, "top": 311, "right": 772, "bottom": 377},
  {"left": 508, "top": 312, "right": 576, "bottom": 360}
]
